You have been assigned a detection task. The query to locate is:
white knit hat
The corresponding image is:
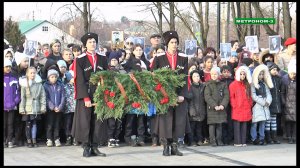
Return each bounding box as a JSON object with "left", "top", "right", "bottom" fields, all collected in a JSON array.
[
  {"left": 4, "top": 48, "right": 14, "bottom": 58},
  {"left": 14, "top": 52, "right": 28, "bottom": 66},
  {"left": 47, "top": 69, "right": 59, "bottom": 78},
  {"left": 57, "top": 60, "right": 67, "bottom": 68},
  {"left": 210, "top": 66, "right": 221, "bottom": 75},
  {"left": 4, "top": 58, "right": 12, "bottom": 67},
  {"left": 288, "top": 59, "right": 296, "bottom": 74}
]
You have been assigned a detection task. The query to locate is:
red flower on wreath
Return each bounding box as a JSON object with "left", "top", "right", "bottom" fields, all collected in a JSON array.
[
  {"left": 154, "top": 83, "right": 162, "bottom": 91},
  {"left": 107, "top": 101, "right": 115, "bottom": 109},
  {"left": 109, "top": 91, "right": 115, "bottom": 97},
  {"left": 104, "top": 90, "right": 110, "bottom": 95},
  {"left": 132, "top": 102, "right": 141, "bottom": 108},
  {"left": 160, "top": 97, "right": 169, "bottom": 104}
]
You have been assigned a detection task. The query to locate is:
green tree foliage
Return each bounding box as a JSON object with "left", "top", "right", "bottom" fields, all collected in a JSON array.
[{"left": 4, "top": 16, "right": 25, "bottom": 50}]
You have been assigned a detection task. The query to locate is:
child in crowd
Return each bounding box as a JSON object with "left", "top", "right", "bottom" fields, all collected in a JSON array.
[
  {"left": 204, "top": 67, "right": 229, "bottom": 146},
  {"left": 19, "top": 67, "right": 46, "bottom": 148},
  {"left": 43, "top": 69, "right": 65, "bottom": 147},
  {"left": 57, "top": 60, "right": 76, "bottom": 146},
  {"left": 281, "top": 60, "right": 296, "bottom": 144},
  {"left": 265, "top": 61, "right": 282, "bottom": 144},
  {"left": 186, "top": 70, "right": 206, "bottom": 146},
  {"left": 229, "top": 66, "right": 253, "bottom": 147},
  {"left": 220, "top": 65, "right": 234, "bottom": 145},
  {"left": 250, "top": 64, "right": 273, "bottom": 145},
  {"left": 4, "top": 59, "right": 21, "bottom": 148}
]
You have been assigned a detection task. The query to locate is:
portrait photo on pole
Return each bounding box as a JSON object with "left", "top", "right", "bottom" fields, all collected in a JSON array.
[
  {"left": 134, "top": 37, "right": 145, "bottom": 49},
  {"left": 245, "top": 35, "right": 259, "bottom": 53},
  {"left": 269, "top": 35, "right": 281, "bottom": 54},
  {"left": 111, "top": 31, "right": 124, "bottom": 49},
  {"left": 220, "top": 43, "right": 231, "bottom": 61},
  {"left": 24, "top": 40, "right": 38, "bottom": 58},
  {"left": 185, "top": 40, "right": 197, "bottom": 57}
]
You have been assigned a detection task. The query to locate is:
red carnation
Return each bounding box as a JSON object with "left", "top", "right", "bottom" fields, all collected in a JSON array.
[
  {"left": 104, "top": 90, "right": 110, "bottom": 95},
  {"left": 154, "top": 83, "right": 162, "bottom": 91},
  {"left": 109, "top": 92, "right": 115, "bottom": 97},
  {"left": 160, "top": 97, "right": 169, "bottom": 104},
  {"left": 132, "top": 102, "right": 141, "bottom": 108},
  {"left": 107, "top": 102, "right": 115, "bottom": 109}
]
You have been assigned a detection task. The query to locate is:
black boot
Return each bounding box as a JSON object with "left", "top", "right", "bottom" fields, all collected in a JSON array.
[
  {"left": 91, "top": 144, "right": 106, "bottom": 157},
  {"left": 136, "top": 136, "right": 145, "bottom": 146},
  {"left": 161, "top": 138, "right": 170, "bottom": 156},
  {"left": 65, "top": 136, "right": 72, "bottom": 146},
  {"left": 152, "top": 136, "right": 158, "bottom": 146},
  {"left": 83, "top": 144, "right": 91, "bottom": 157},
  {"left": 265, "top": 131, "right": 274, "bottom": 144},
  {"left": 271, "top": 131, "right": 280, "bottom": 144},
  {"left": 171, "top": 142, "right": 183, "bottom": 156}
]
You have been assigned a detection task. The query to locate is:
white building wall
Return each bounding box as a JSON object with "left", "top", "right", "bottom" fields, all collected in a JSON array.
[{"left": 24, "top": 22, "right": 81, "bottom": 48}]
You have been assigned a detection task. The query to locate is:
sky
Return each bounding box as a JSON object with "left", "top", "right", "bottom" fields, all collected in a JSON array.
[{"left": 4, "top": 2, "right": 163, "bottom": 22}]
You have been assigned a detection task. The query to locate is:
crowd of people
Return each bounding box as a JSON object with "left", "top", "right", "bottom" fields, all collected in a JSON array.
[{"left": 3, "top": 31, "right": 296, "bottom": 158}]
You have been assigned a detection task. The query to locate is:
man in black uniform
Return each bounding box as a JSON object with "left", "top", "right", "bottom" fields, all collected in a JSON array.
[
  {"left": 151, "top": 31, "right": 189, "bottom": 156},
  {"left": 71, "top": 32, "right": 108, "bottom": 157}
]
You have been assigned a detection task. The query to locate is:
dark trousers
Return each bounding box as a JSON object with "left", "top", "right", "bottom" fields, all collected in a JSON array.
[
  {"left": 285, "top": 121, "right": 296, "bottom": 139},
  {"left": 246, "top": 121, "right": 252, "bottom": 142},
  {"left": 14, "top": 111, "right": 25, "bottom": 145},
  {"left": 64, "top": 113, "right": 74, "bottom": 137},
  {"left": 222, "top": 110, "right": 234, "bottom": 144},
  {"left": 233, "top": 120, "right": 248, "bottom": 144},
  {"left": 107, "top": 118, "right": 122, "bottom": 140},
  {"left": 124, "top": 114, "right": 145, "bottom": 141},
  {"left": 4, "top": 110, "right": 15, "bottom": 142},
  {"left": 209, "top": 123, "right": 222, "bottom": 143},
  {"left": 202, "top": 118, "right": 209, "bottom": 140},
  {"left": 46, "top": 111, "right": 62, "bottom": 140},
  {"left": 25, "top": 120, "right": 37, "bottom": 139},
  {"left": 189, "top": 121, "right": 203, "bottom": 143}
]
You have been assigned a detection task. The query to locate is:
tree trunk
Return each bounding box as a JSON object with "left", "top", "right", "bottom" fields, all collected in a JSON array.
[
  {"left": 158, "top": 2, "right": 163, "bottom": 36},
  {"left": 83, "top": 2, "right": 88, "bottom": 33},
  {"left": 247, "top": 2, "right": 254, "bottom": 35},
  {"left": 276, "top": 2, "right": 280, "bottom": 33},
  {"left": 255, "top": 3, "right": 260, "bottom": 40},
  {"left": 271, "top": 2, "right": 275, "bottom": 30},
  {"left": 169, "top": 2, "right": 175, "bottom": 31},
  {"left": 282, "top": 2, "right": 292, "bottom": 40},
  {"left": 251, "top": 2, "right": 277, "bottom": 35}
]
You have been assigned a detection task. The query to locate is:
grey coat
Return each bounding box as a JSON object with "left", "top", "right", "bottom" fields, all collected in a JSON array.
[
  {"left": 251, "top": 83, "right": 272, "bottom": 122},
  {"left": 281, "top": 74, "right": 296, "bottom": 121}
]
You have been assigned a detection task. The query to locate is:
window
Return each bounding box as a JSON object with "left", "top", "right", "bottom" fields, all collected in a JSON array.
[{"left": 42, "top": 26, "right": 48, "bottom": 31}]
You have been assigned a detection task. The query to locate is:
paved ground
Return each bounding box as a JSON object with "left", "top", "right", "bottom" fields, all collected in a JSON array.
[{"left": 4, "top": 141, "right": 296, "bottom": 166}]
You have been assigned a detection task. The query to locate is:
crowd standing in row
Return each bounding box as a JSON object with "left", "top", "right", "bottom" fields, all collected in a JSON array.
[{"left": 3, "top": 31, "right": 296, "bottom": 158}]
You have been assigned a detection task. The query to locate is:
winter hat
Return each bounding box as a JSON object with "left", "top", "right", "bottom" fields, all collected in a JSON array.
[
  {"left": 284, "top": 37, "right": 296, "bottom": 47},
  {"left": 57, "top": 60, "right": 67, "bottom": 68},
  {"left": 4, "top": 58, "right": 12, "bottom": 67},
  {"left": 162, "top": 31, "right": 179, "bottom": 46},
  {"left": 242, "top": 58, "right": 254, "bottom": 67},
  {"left": 125, "top": 36, "right": 135, "bottom": 44},
  {"left": 210, "top": 67, "right": 221, "bottom": 76},
  {"left": 81, "top": 32, "right": 98, "bottom": 47},
  {"left": 109, "top": 51, "right": 122, "bottom": 63},
  {"left": 235, "top": 65, "right": 252, "bottom": 83},
  {"left": 47, "top": 69, "right": 59, "bottom": 78},
  {"left": 4, "top": 48, "right": 15, "bottom": 58},
  {"left": 288, "top": 59, "right": 296, "bottom": 74},
  {"left": 14, "top": 52, "right": 28, "bottom": 66},
  {"left": 265, "top": 61, "right": 280, "bottom": 71}
]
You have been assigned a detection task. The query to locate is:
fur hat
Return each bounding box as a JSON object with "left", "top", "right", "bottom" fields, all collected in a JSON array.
[
  {"left": 252, "top": 64, "right": 274, "bottom": 89},
  {"left": 235, "top": 66, "right": 252, "bottom": 83},
  {"left": 4, "top": 58, "right": 12, "bottom": 67},
  {"left": 4, "top": 48, "right": 14, "bottom": 58},
  {"left": 14, "top": 52, "right": 28, "bottom": 66},
  {"left": 284, "top": 37, "right": 296, "bottom": 47},
  {"left": 162, "top": 31, "right": 179, "bottom": 46},
  {"left": 81, "top": 32, "right": 98, "bottom": 47},
  {"left": 47, "top": 69, "right": 59, "bottom": 78},
  {"left": 57, "top": 60, "right": 67, "bottom": 68},
  {"left": 288, "top": 59, "right": 296, "bottom": 74}
]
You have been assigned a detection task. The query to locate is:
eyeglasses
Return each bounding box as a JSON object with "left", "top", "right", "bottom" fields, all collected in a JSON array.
[{"left": 126, "top": 42, "right": 134, "bottom": 45}]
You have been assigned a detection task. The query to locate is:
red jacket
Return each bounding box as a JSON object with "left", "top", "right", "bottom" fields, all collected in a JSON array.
[{"left": 229, "top": 80, "right": 253, "bottom": 122}]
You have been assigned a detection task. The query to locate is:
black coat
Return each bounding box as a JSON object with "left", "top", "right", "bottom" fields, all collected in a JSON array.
[
  {"left": 71, "top": 52, "right": 109, "bottom": 144},
  {"left": 269, "top": 75, "right": 282, "bottom": 114},
  {"left": 150, "top": 52, "right": 190, "bottom": 139},
  {"left": 186, "top": 83, "right": 206, "bottom": 121}
]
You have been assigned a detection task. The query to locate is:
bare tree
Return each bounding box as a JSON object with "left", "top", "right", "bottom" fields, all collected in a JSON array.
[
  {"left": 72, "top": 2, "right": 91, "bottom": 33},
  {"left": 282, "top": 2, "right": 292, "bottom": 40},
  {"left": 169, "top": 2, "right": 175, "bottom": 30},
  {"left": 231, "top": 2, "right": 248, "bottom": 44}
]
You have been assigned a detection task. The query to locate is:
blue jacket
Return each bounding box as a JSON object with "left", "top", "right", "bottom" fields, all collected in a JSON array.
[
  {"left": 4, "top": 73, "right": 21, "bottom": 111},
  {"left": 43, "top": 80, "right": 65, "bottom": 112}
]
